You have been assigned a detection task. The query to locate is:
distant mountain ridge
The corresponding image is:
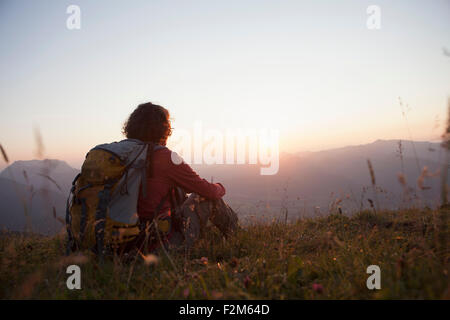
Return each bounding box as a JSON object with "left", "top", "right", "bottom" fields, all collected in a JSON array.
[
  {"left": 0, "top": 159, "right": 79, "bottom": 194},
  {"left": 0, "top": 159, "right": 78, "bottom": 234},
  {"left": 0, "top": 140, "right": 448, "bottom": 234},
  {"left": 308, "top": 139, "right": 442, "bottom": 162},
  {"left": 192, "top": 139, "right": 448, "bottom": 216},
  {"left": 0, "top": 177, "right": 66, "bottom": 235}
]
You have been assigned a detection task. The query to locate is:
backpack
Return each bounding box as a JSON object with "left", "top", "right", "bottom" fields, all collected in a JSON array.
[{"left": 65, "top": 139, "right": 165, "bottom": 257}]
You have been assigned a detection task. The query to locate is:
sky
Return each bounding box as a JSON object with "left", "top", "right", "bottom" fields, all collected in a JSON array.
[{"left": 0, "top": 0, "right": 449, "bottom": 170}]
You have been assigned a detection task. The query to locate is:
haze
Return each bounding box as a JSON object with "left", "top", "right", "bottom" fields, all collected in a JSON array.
[{"left": 0, "top": 0, "right": 449, "bottom": 170}]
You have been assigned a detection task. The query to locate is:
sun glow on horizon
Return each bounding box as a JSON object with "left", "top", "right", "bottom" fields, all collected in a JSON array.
[{"left": 0, "top": 1, "right": 449, "bottom": 171}]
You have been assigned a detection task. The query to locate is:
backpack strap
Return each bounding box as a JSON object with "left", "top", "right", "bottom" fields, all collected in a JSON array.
[
  {"left": 79, "top": 198, "right": 88, "bottom": 243},
  {"left": 95, "top": 181, "right": 114, "bottom": 260}
]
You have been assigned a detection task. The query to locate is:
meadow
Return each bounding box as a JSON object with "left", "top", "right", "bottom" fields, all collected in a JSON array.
[
  {"left": 0, "top": 207, "right": 448, "bottom": 299},
  {"left": 0, "top": 102, "right": 448, "bottom": 300}
]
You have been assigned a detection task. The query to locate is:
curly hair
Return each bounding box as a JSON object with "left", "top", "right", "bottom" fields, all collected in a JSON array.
[{"left": 122, "top": 102, "right": 172, "bottom": 145}]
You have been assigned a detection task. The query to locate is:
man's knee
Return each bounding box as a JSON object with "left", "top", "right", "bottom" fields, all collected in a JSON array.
[
  {"left": 175, "top": 193, "right": 238, "bottom": 247},
  {"left": 210, "top": 199, "right": 238, "bottom": 236}
]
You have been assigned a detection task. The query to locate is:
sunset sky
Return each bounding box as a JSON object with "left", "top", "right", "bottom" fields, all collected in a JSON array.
[{"left": 0, "top": 0, "right": 449, "bottom": 170}]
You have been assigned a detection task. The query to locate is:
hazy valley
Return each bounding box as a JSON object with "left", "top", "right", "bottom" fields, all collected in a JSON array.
[{"left": 0, "top": 139, "right": 448, "bottom": 234}]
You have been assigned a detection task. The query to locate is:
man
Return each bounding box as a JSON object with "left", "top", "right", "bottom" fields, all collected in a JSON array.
[{"left": 122, "top": 102, "right": 238, "bottom": 252}]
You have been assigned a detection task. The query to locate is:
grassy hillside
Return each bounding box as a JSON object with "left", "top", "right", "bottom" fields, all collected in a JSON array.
[{"left": 0, "top": 208, "right": 448, "bottom": 299}]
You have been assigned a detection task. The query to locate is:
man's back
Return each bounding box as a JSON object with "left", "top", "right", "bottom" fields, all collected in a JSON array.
[{"left": 137, "top": 147, "right": 226, "bottom": 220}]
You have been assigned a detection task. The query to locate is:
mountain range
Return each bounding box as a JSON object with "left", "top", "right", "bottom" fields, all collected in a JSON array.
[
  {"left": 193, "top": 139, "right": 448, "bottom": 217},
  {"left": 0, "top": 139, "right": 448, "bottom": 234}
]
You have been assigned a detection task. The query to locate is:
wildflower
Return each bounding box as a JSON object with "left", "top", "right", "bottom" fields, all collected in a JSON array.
[
  {"left": 211, "top": 291, "right": 223, "bottom": 299},
  {"left": 141, "top": 253, "right": 159, "bottom": 266},
  {"left": 312, "top": 283, "right": 324, "bottom": 294},
  {"left": 397, "top": 173, "right": 406, "bottom": 186}
]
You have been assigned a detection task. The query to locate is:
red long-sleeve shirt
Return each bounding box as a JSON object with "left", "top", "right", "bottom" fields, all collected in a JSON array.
[{"left": 137, "top": 147, "right": 225, "bottom": 220}]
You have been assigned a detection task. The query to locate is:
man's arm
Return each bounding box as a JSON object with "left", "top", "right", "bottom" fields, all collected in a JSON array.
[{"left": 167, "top": 157, "right": 225, "bottom": 199}]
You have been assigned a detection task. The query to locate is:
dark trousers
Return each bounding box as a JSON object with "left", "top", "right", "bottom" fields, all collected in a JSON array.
[
  {"left": 170, "top": 193, "right": 239, "bottom": 249},
  {"left": 127, "top": 194, "right": 238, "bottom": 255}
]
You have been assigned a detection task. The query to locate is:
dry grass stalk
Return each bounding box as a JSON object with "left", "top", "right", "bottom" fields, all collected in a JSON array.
[
  {"left": 367, "top": 159, "right": 380, "bottom": 212},
  {"left": 0, "top": 143, "right": 9, "bottom": 163},
  {"left": 396, "top": 140, "right": 405, "bottom": 175},
  {"left": 14, "top": 270, "right": 43, "bottom": 299},
  {"left": 33, "top": 126, "right": 45, "bottom": 159},
  {"left": 441, "top": 99, "right": 450, "bottom": 207},
  {"left": 438, "top": 99, "right": 449, "bottom": 266},
  {"left": 398, "top": 97, "right": 421, "bottom": 175},
  {"left": 36, "top": 173, "right": 63, "bottom": 192},
  {"left": 417, "top": 166, "right": 432, "bottom": 190}
]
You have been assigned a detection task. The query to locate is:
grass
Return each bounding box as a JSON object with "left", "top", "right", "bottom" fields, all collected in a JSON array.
[
  {"left": 0, "top": 101, "right": 449, "bottom": 300},
  {"left": 0, "top": 208, "right": 448, "bottom": 299}
]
